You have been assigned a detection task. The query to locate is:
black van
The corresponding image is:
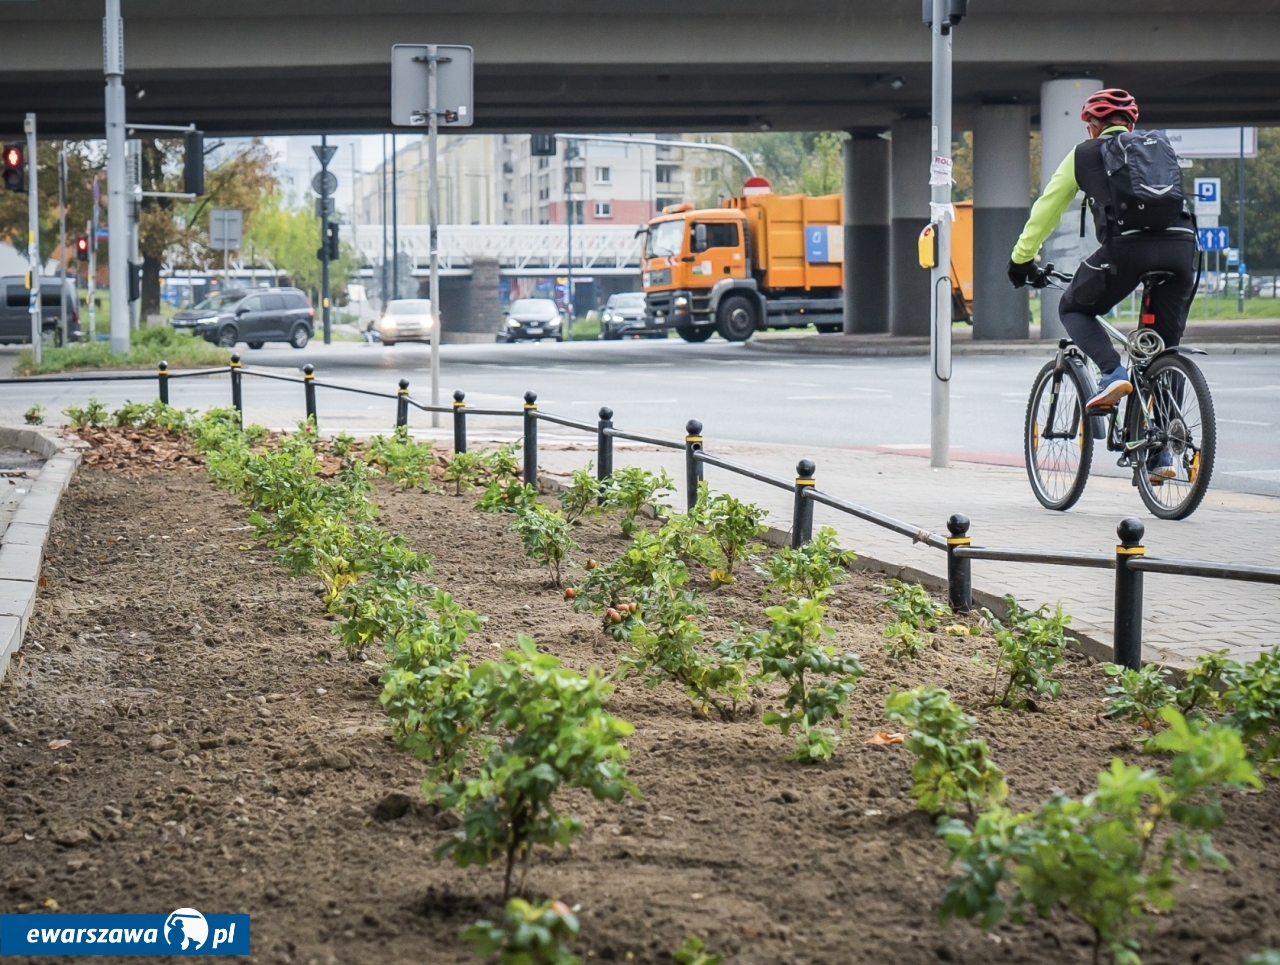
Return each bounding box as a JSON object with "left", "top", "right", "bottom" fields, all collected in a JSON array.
[
  {"left": 0, "top": 276, "right": 81, "bottom": 345},
  {"left": 176, "top": 287, "right": 315, "bottom": 349}
]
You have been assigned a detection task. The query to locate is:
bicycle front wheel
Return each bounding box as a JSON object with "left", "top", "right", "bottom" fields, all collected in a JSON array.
[
  {"left": 1130, "top": 352, "right": 1216, "bottom": 520},
  {"left": 1024, "top": 358, "right": 1094, "bottom": 511}
]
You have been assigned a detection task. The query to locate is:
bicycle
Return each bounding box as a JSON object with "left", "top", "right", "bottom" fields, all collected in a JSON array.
[{"left": 1023, "top": 264, "right": 1216, "bottom": 520}]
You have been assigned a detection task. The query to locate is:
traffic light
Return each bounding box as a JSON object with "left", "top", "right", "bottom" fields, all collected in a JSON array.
[
  {"left": 2, "top": 143, "right": 25, "bottom": 193},
  {"left": 75, "top": 236, "right": 90, "bottom": 262},
  {"left": 127, "top": 261, "right": 142, "bottom": 302},
  {"left": 327, "top": 221, "right": 340, "bottom": 261},
  {"left": 530, "top": 134, "right": 557, "bottom": 157},
  {"left": 183, "top": 130, "right": 204, "bottom": 196}
]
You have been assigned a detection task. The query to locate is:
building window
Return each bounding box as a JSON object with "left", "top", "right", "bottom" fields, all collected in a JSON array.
[
  {"left": 594, "top": 166, "right": 611, "bottom": 184},
  {"left": 594, "top": 200, "right": 612, "bottom": 218},
  {"left": 568, "top": 200, "right": 584, "bottom": 221},
  {"left": 656, "top": 165, "right": 676, "bottom": 183},
  {"left": 567, "top": 168, "right": 585, "bottom": 191}
]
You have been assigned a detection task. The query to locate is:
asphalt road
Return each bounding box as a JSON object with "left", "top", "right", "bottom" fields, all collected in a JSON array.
[{"left": 4, "top": 337, "right": 1280, "bottom": 498}]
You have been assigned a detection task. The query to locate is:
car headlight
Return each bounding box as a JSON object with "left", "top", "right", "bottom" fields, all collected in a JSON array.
[
  {"left": 602, "top": 312, "right": 614, "bottom": 322},
  {"left": 674, "top": 296, "right": 689, "bottom": 308},
  {"left": 382, "top": 317, "right": 396, "bottom": 331},
  {"left": 548, "top": 318, "right": 561, "bottom": 327},
  {"left": 507, "top": 318, "right": 521, "bottom": 328}
]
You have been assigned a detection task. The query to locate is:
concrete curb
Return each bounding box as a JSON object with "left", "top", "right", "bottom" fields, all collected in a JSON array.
[
  {"left": 0, "top": 427, "right": 82, "bottom": 683},
  {"left": 745, "top": 337, "right": 1280, "bottom": 359}
]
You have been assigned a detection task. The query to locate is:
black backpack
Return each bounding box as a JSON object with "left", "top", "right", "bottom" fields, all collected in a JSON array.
[{"left": 1100, "top": 130, "right": 1186, "bottom": 232}]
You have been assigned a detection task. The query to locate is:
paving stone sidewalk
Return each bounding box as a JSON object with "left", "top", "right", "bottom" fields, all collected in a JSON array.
[{"left": 533, "top": 436, "right": 1280, "bottom": 668}]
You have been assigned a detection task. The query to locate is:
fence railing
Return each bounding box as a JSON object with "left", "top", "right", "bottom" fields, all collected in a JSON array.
[{"left": 13, "top": 356, "right": 1280, "bottom": 672}]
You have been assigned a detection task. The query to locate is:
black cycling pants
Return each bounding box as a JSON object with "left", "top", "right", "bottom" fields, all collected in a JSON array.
[{"left": 1058, "top": 234, "right": 1197, "bottom": 373}]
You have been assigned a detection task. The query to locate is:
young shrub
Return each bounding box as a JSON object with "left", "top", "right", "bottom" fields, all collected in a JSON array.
[
  {"left": 64, "top": 397, "right": 107, "bottom": 428},
  {"left": 513, "top": 505, "right": 578, "bottom": 586},
  {"left": 694, "top": 484, "right": 767, "bottom": 584},
  {"left": 23, "top": 404, "right": 44, "bottom": 426},
  {"left": 460, "top": 898, "right": 581, "bottom": 965},
  {"left": 881, "top": 578, "right": 950, "bottom": 630},
  {"left": 476, "top": 480, "right": 540, "bottom": 514},
  {"left": 1219, "top": 647, "right": 1280, "bottom": 777},
  {"left": 366, "top": 426, "right": 436, "bottom": 489},
  {"left": 1175, "top": 648, "right": 1238, "bottom": 719},
  {"left": 673, "top": 936, "right": 722, "bottom": 965},
  {"left": 330, "top": 431, "right": 356, "bottom": 458},
  {"left": 884, "top": 686, "right": 1007, "bottom": 817},
  {"left": 985, "top": 597, "right": 1069, "bottom": 709},
  {"left": 381, "top": 655, "right": 493, "bottom": 783},
  {"left": 444, "top": 450, "right": 488, "bottom": 495},
  {"left": 558, "top": 463, "right": 602, "bottom": 524},
  {"left": 737, "top": 595, "right": 864, "bottom": 762},
  {"left": 882, "top": 621, "right": 928, "bottom": 661},
  {"left": 481, "top": 442, "right": 523, "bottom": 485},
  {"left": 329, "top": 575, "right": 436, "bottom": 658},
  {"left": 1104, "top": 663, "right": 1176, "bottom": 732},
  {"left": 433, "top": 637, "right": 635, "bottom": 900},
  {"left": 603, "top": 466, "right": 674, "bottom": 537},
  {"left": 380, "top": 588, "right": 486, "bottom": 671},
  {"left": 754, "top": 526, "right": 855, "bottom": 601},
  {"left": 939, "top": 709, "right": 1261, "bottom": 965}
]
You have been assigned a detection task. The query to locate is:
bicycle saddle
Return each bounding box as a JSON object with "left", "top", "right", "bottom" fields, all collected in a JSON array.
[{"left": 1139, "top": 270, "right": 1176, "bottom": 286}]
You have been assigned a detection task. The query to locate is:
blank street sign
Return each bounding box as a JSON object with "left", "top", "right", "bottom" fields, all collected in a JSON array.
[
  {"left": 391, "top": 44, "right": 474, "bottom": 127},
  {"left": 209, "top": 208, "right": 242, "bottom": 249}
]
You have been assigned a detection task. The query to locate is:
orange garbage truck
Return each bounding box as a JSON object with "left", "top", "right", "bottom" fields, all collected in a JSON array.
[{"left": 641, "top": 180, "right": 972, "bottom": 342}]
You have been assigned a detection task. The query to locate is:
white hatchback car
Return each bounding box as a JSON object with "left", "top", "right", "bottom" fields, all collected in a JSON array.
[{"left": 371, "top": 299, "right": 433, "bottom": 345}]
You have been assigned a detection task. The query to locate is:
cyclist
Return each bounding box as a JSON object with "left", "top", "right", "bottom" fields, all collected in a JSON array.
[{"left": 1007, "top": 89, "right": 1196, "bottom": 479}]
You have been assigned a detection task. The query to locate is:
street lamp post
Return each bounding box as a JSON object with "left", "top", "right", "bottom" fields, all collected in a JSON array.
[{"left": 104, "top": 0, "right": 130, "bottom": 354}]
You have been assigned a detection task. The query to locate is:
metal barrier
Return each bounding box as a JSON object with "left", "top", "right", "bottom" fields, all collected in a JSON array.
[{"left": 12, "top": 359, "right": 1280, "bottom": 672}]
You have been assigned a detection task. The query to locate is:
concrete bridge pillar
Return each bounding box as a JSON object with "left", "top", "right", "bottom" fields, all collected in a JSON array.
[
  {"left": 1038, "top": 78, "right": 1103, "bottom": 340},
  {"left": 889, "top": 118, "right": 932, "bottom": 337},
  {"left": 843, "top": 130, "right": 890, "bottom": 334},
  {"left": 972, "top": 103, "right": 1031, "bottom": 340}
]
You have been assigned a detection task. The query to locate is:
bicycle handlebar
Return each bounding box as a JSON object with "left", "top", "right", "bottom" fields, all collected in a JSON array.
[{"left": 1030, "top": 262, "right": 1074, "bottom": 288}]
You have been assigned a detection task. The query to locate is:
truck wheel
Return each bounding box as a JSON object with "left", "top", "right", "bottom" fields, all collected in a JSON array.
[
  {"left": 716, "top": 295, "right": 757, "bottom": 342},
  {"left": 675, "top": 323, "right": 713, "bottom": 343},
  {"left": 815, "top": 323, "right": 843, "bottom": 334}
]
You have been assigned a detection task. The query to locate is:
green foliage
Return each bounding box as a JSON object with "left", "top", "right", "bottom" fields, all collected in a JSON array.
[
  {"left": 382, "top": 655, "right": 493, "bottom": 783},
  {"left": 673, "top": 936, "right": 722, "bottom": 965},
  {"left": 885, "top": 686, "right": 1007, "bottom": 817},
  {"left": 366, "top": 426, "right": 436, "bottom": 489},
  {"left": 63, "top": 398, "right": 107, "bottom": 428},
  {"left": 1176, "top": 649, "right": 1237, "bottom": 718},
  {"left": 329, "top": 432, "right": 356, "bottom": 458},
  {"left": 23, "top": 404, "right": 43, "bottom": 426},
  {"left": 985, "top": 597, "right": 1069, "bottom": 709},
  {"left": 512, "top": 505, "right": 578, "bottom": 586},
  {"left": 602, "top": 466, "right": 674, "bottom": 537},
  {"left": 460, "top": 898, "right": 581, "bottom": 965},
  {"left": 1104, "top": 664, "right": 1177, "bottom": 732},
  {"left": 1219, "top": 648, "right": 1280, "bottom": 778},
  {"left": 754, "top": 526, "right": 855, "bottom": 601},
  {"left": 481, "top": 442, "right": 523, "bottom": 484},
  {"left": 444, "top": 450, "right": 488, "bottom": 495},
  {"left": 693, "top": 483, "right": 767, "bottom": 584},
  {"left": 882, "top": 621, "right": 928, "bottom": 660},
  {"left": 558, "top": 463, "right": 602, "bottom": 523},
  {"left": 18, "top": 327, "right": 230, "bottom": 376},
  {"left": 734, "top": 595, "right": 863, "bottom": 762},
  {"left": 939, "top": 709, "right": 1261, "bottom": 965},
  {"left": 476, "top": 481, "right": 539, "bottom": 515},
  {"left": 108, "top": 399, "right": 193, "bottom": 432},
  {"left": 433, "top": 638, "right": 635, "bottom": 900},
  {"left": 328, "top": 574, "right": 442, "bottom": 658},
  {"left": 881, "top": 579, "right": 950, "bottom": 630}
]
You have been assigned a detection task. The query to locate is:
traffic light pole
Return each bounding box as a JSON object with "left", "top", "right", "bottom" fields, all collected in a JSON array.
[
  {"left": 428, "top": 46, "right": 442, "bottom": 429},
  {"left": 58, "top": 146, "right": 67, "bottom": 344},
  {"left": 104, "top": 0, "right": 130, "bottom": 354},
  {"left": 321, "top": 134, "right": 331, "bottom": 344},
  {"left": 929, "top": 0, "right": 954, "bottom": 470},
  {"left": 25, "top": 114, "right": 40, "bottom": 366}
]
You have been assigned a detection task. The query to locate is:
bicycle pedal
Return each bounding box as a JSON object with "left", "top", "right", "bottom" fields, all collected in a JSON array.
[{"left": 1116, "top": 455, "right": 1132, "bottom": 468}]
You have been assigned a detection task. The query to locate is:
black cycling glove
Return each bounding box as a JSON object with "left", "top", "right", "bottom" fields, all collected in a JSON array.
[{"left": 1007, "top": 259, "right": 1036, "bottom": 289}]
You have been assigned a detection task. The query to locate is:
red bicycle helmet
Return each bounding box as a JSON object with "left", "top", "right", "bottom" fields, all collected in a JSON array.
[{"left": 1081, "top": 88, "right": 1139, "bottom": 125}]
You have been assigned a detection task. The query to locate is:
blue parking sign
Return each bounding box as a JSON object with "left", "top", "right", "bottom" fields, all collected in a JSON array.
[{"left": 1197, "top": 227, "right": 1229, "bottom": 251}]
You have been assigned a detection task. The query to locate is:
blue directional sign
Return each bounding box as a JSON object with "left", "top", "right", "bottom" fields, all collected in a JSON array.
[{"left": 1198, "top": 227, "right": 1229, "bottom": 251}]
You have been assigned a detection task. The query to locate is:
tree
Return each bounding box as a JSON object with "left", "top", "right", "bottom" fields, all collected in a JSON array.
[
  {"left": 0, "top": 141, "right": 104, "bottom": 265},
  {"left": 242, "top": 193, "right": 362, "bottom": 308}
]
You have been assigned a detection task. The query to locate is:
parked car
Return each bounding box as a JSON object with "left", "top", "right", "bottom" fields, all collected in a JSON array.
[
  {"left": 189, "top": 287, "right": 315, "bottom": 349},
  {"left": 599, "top": 290, "right": 664, "bottom": 339},
  {"left": 172, "top": 290, "right": 246, "bottom": 333},
  {"left": 369, "top": 298, "right": 433, "bottom": 346},
  {"left": 498, "top": 298, "right": 564, "bottom": 342},
  {"left": 0, "top": 276, "right": 81, "bottom": 345}
]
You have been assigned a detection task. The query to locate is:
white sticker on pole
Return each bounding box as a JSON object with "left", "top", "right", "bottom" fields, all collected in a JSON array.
[
  {"left": 929, "top": 156, "right": 954, "bottom": 186},
  {"left": 930, "top": 202, "right": 956, "bottom": 223}
]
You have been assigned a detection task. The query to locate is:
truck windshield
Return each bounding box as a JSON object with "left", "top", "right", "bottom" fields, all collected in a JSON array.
[{"left": 645, "top": 220, "right": 685, "bottom": 258}]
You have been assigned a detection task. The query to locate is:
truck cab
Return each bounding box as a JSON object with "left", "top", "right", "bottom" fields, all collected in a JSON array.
[{"left": 641, "top": 207, "right": 752, "bottom": 342}]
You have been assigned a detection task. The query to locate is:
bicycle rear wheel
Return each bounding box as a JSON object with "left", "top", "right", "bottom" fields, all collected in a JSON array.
[
  {"left": 1129, "top": 352, "right": 1216, "bottom": 520},
  {"left": 1024, "top": 358, "right": 1094, "bottom": 511}
]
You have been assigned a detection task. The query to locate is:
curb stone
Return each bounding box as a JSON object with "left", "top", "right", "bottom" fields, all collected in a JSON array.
[{"left": 0, "top": 427, "right": 82, "bottom": 683}]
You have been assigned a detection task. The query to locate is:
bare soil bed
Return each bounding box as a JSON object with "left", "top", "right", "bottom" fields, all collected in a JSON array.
[{"left": 2, "top": 455, "right": 1279, "bottom": 965}]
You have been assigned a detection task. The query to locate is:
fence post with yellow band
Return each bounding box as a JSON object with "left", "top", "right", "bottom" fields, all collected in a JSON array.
[
  {"left": 946, "top": 513, "right": 972, "bottom": 612},
  {"left": 157, "top": 360, "right": 169, "bottom": 405},
  {"left": 684, "top": 420, "right": 704, "bottom": 512},
  {"left": 791, "top": 459, "right": 816, "bottom": 549},
  {"left": 1113, "top": 517, "right": 1146, "bottom": 670},
  {"left": 452, "top": 390, "right": 467, "bottom": 454},
  {"left": 303, "top": 364, "right": 317, "bottom": 426},
  {"left": 597, "top": 407, "right": 614, "bottom": 502},
  {"left": 396, "top": 379, "right": 410, "bottom": 427},
  {"left": 229, "top": 354, "right": 243, "bottom": 424},
  {"left": 522, "top": 391, "right": 538, "bottom": 488}
]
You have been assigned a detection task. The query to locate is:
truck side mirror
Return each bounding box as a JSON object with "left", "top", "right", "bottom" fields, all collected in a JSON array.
[{"left": 693, "top": 223, "right": 707, "bottom": 253}]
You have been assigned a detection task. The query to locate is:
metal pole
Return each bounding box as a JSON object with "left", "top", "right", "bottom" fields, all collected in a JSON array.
[
  {"left": 58, "top": 146, "right": 67, "bottom": 343},
  {"left": 89, "top": 175, "right": 99, "bottom": 339},
  {"left": 128, "top": 139, "right": 141, "bottom": 332},
  {"left": 25, "top": 114, "right": 40, "bottom": 365},
  {"left": 684, "top": 419, "right": 704, "bottom": 512},
  {"left": 321, "top": 134, "right": 332, "bottom": 344},
  {"left": 565, "top": 140, "right": 574, "bottom": 332},
  {"left": 303, "top": 363, "right": 317, "bottom": 426},
  {"left": 381, "top": 133, "right": 388, "bottom": 306},
  {"left": 157, "top": 360, "right": 169, "bottom": 404},
  {"left": 396, "top": 378, "right": 409, "bottom": 427},
  {"left": 522, "top": 391, "right": 538, "bottom": 488},
  {"left": 229, "top": 353, "right": 243, "bottom": 423},
  {"left": 1113, "top": 518, "right": 1146, "bottom": 670},
  {"left": 928, "top": 0, "right": 953, "bottom": 469},
  {"left": 452, "top": 390, "right": 467, "bottom": 453},
  {"left": 392, "top": 132, "right": 399, "bottom": 300},
  {"left": 1238, "top": 127, "right": 1246, "bottom": 314},
  {"left": 791, "top": 460, "right": 816, "bottom": 549},
  {"left": 428, "top": 48, "right": 442, "bottom": 429},
  {"left": 945, "top": 513, "right": 973, "bottom": 612},
  {"left": 597, "top": 406, "right": 614, "bottom": 502},
  {"left": 104, "top": 0, "right": 129, "bottom": 354}
]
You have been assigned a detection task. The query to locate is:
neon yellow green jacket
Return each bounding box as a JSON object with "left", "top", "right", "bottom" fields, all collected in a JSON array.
[{"left": 1011, "top": 126, "right": 1128, "bottom": 264}]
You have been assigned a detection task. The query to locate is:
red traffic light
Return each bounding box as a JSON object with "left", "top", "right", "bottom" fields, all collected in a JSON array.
[
  {"left": 75, "top": 236, "right": 90, "bottom": 261},
  {"left": 4, "top": 146, "right": 20, "bottom": 168},
  {"left": 2, "top": 143, "right": 24, "bottom": 193}
]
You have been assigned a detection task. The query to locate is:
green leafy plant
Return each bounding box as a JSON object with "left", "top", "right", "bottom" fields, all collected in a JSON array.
[
  {"left": 939, "top": 709, "right": 1261, "bottom": 965},
  {"left": 754, "top": 526, "right": 855, "bottom": 601},
  {"left": 883, "top": 620, "right": 928, "bottom": 660},
  {"left": 1104, "top": 663, "right": 1176, "bottom": 732},
  {"left": 476, "top": 481, "right": 540, "bottom": 514},
  {"left": 23, "top": 404, "right": 44, "bottom": 426},
  {"left": 444, "top": 450, "right": 488, "bottom": 495},
  {"left": 603, "top": 466, "right": 674, "bottom": 537},
  {"left": 433, "top": 638, "right": 636, "bottom": 899},
  {"left": 985, "top": 597, "right": 1069, "bottom": 709},
  {"left": 1175, "top": 649, "right": 1236, "bottom": 718},
  {"left": 735, "top": 595, "right": 863, "bottom": 762},
  {"left": 366, "top": 426, "right": 436, "bottom": 489},
  {"left": 382, "top": 655, "right": 493, "bottom": 782},
  {"left": 481, "top": 442, "right": 523, "bottom": 484},
  {"left": 328, "top": 574, "right": 441, "bottom": 658},
  {"left": 881, "top": 578, "right": 950, "bottom": 629},
  {"left": 558, "top": 463, "right": 603, "bottom": 523},
  {"left": 885, "top": 686, "right": 1007, "bottom": 817},
  {"left": 694, "top": 483, "right": 767, "bottom": 584},
  {"left": 460, "top": 898, "right": 581, "bottom": 965},
  {"left": 1219, "top": 647, "right": 1280, "bottom": 778},
  {"left": 330, "top": 431, "right": 356, "bottom": 458},
  {"left": 64, "top": 397, "right": 107, "bottom": 428},
  {"left": 512, "top": 505, "right": 578, "bottom": 586},
  {"left": 673, "top": 936, "right": 722, "bottom": 965}
]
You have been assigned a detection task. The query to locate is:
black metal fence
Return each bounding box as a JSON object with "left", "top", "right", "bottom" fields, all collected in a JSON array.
[{"left": 11, "top": 356, "right": 1280, "bottom": 672}]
